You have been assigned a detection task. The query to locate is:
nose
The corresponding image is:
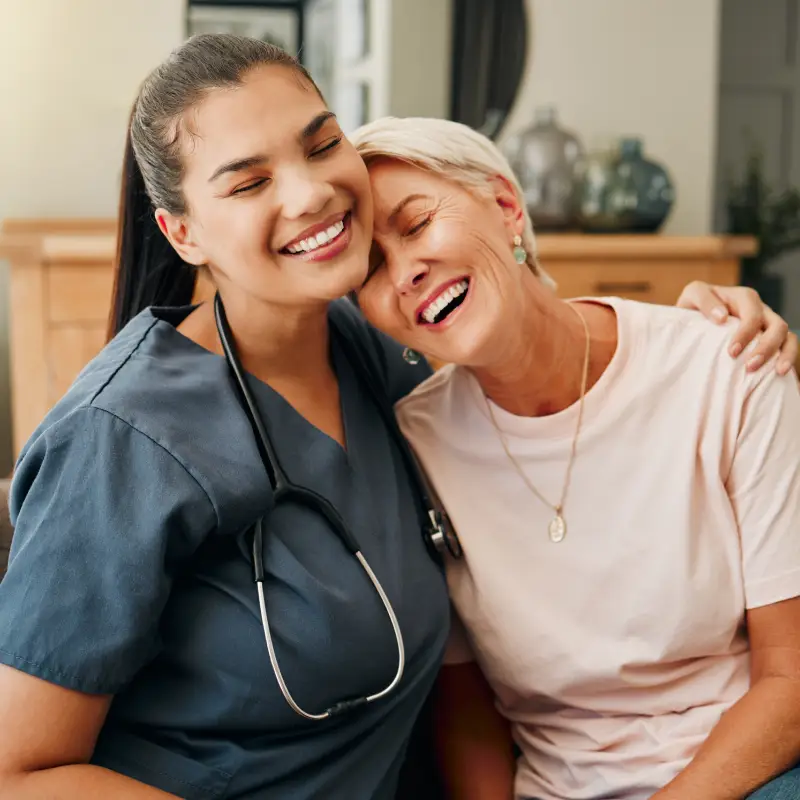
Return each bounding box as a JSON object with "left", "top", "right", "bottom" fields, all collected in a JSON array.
[
  {"left": 390, "top": 258, "right": 430, "bottom": 296},
  {"left": 275, "top": 166, "right": 336, "bottom": 220}
]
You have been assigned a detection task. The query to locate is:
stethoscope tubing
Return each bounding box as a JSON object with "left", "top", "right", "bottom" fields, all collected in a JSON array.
[{"left": 215, "top": 293, "right": 406, "bottom": 719}]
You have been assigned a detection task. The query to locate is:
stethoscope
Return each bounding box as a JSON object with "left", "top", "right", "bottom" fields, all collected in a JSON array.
[{"left": 214, "top": 293, "right": 462, "bottom": 721}]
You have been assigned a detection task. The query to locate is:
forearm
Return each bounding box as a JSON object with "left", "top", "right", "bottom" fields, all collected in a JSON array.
[
  {"left": 0, "top": 765, "right": 179, "bottom": 799},
  {"left": 655, "top": 676, "right": 800, "bottom": 800},
  {"left": 434, "top": 664, "right": 516, "bottom": 799},
  {"left": 436, "top": 728, "right": 515, "bottom": 800}
]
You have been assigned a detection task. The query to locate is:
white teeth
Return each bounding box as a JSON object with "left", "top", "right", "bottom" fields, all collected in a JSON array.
[
  {"left": 421, "top": 279, "right": 469, "bottom": 324},
  {"left": 285, "top": 218, "right": 346, "bottom": 254}
]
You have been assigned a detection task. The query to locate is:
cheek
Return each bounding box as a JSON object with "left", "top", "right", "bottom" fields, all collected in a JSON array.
[
  {"left": 340, "top": 149, "right": 372, "bottom": 204},
  {"left": 192, "top": 202, "right": 278, "bottom": 275},
  {"left": 425, "top": 214, "right": 498, "bottom": 267},
  {"left": 357, "top": 277, "right": 402, "bottom": 333}
]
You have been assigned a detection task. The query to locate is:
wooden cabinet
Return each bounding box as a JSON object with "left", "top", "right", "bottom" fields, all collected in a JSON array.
[
  {"left": 0, "top": 233, "right": 116, "bottom": 458},
  {"left": 537, "top": 234, "right": 756, "bottom": 305},
  {"left": 0, "top": 224, "right": 756, "bottom": 460}
]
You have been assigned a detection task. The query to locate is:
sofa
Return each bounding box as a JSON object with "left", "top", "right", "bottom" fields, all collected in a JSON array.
[{"left": 0, "top": 480, "right": 10, "bottom": 580}]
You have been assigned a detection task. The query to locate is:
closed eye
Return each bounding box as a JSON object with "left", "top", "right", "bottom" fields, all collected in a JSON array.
[
  {"left": 407, "top": 215, "right": 432, "bottom": 236},
  {"left": 311, "top": 137, "right": 343, "bottom": 158},
  {"left": 232, "top": 178, "right": 269, "bottom": 195}
]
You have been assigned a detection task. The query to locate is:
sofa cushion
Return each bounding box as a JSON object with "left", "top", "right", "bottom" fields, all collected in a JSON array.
[{"left": 0, "top": 479, "right": 12, "bottom": 580}]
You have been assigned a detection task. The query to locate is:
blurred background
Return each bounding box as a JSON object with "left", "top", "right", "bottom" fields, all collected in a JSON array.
[{"left": 0, "top": 0, "right": 798, "bottom": 476}]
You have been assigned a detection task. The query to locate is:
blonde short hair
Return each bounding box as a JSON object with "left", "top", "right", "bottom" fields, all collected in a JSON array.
[{"left": 349, "top": 116, "right": 554, "bottom": 288}]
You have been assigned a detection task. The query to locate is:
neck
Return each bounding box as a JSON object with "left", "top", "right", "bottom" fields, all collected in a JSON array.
[
  {"left": 184, "top": 288, "right": 334, "bottom": 384},
  {"left": 472, "top": 286, "right": 617, "bottom": 417}
]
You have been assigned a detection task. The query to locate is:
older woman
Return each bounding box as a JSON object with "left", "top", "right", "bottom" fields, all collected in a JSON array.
[{"left": 351, "top": 117, "right": 800, "bottom": 800}]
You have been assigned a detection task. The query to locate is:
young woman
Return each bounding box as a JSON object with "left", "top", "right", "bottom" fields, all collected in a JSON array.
[{"left": 0, "top": 35, "right": 792, "bottom": 800}]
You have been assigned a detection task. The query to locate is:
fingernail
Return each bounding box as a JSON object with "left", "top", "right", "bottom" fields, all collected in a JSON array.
[
  {"left": 747, "top": 354, "right": 764, "bottom": 371},
  {"left": 777, "top": 360, "right": 791, "bottom": 375},
  {"left": 730, "top": 343, "right": 743, "bottom": 357},
  {"left": 712, "top": 306, "right": 728, "bottom": 322}
]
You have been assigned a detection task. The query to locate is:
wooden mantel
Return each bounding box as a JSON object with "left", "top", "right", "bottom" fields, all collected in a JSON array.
[
  {"left": 0, "top": 228, "right": 757, "bottom": 459},
  {"left": 0, "top": 231, "right": 759, "bottom": 267},
  {"left": 536, "top": 233, "right": 757, "bottom": 261}
]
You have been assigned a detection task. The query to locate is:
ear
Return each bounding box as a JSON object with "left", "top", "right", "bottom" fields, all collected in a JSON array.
[
  {"left": 154, "top": 209, "right": 207, "bottom": 267},
  {"left": 489, "top": 175, "right": 525, "bottom": 239}
]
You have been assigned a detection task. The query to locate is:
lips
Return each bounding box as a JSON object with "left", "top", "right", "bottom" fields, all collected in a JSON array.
[
  {"left": 280, "top": 211, "right": 350, "bottom": 255},
  {"left": 416, "top": 277, "right": 471, "bottom": 325}
]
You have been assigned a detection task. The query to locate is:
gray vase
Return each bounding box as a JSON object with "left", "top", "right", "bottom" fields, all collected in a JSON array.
[
  {"left": 503, "top": 106, "right": 584, "bottom": 231},
  {"left": 578, "top": 138, "right": 675, "bottom": 233}
]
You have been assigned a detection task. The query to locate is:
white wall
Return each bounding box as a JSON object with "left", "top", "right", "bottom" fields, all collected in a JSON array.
[
  {"left": 0, "top": 0, "right": 185, "bottom": 473},
  {"left": 502, "top": 0, "right": 722, "bottom": 236},
  {"left": 387, "top": 0, "right": 451, "bottom": 119}
]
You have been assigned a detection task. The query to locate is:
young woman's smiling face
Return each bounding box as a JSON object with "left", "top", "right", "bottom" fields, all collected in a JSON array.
[
  {"left": 162, "top": 65, "right": 374, "bottom": 307},
  {"left": 356, "top": 158, "right": 527, "bottom": 367}
]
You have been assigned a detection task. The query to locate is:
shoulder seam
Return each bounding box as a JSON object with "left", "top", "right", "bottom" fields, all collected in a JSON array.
[
  {"left": 81, "top": 405, "right": 220, "bottom": 529},
  {"left": 89, "top": 317, "right": 160, "bottom": 406}
]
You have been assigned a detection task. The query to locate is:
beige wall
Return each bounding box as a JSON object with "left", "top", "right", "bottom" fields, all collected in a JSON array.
[
  {"left": 0, "top": 0, "right": 185, "bottom": 473},
  {"left": 387, "top": 0, "right": 452, "bottom": 119},
  {"left": 502, "top": 0, "right": 722, "bottom": 236}
]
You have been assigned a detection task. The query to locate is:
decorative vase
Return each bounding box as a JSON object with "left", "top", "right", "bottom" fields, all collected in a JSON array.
[
  {"left": 578, "top": 138, "right": 675, "bottom": 233},
  {"left": 503, "top": 106, "right": 584, "bottom": 231},
  {"left": 576, "top": 147, "right": 628, "bottom": 233}
]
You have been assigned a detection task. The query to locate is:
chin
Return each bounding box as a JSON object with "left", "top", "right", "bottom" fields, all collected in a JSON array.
[
  {"left": 325, "top": 260, "right": 370, "bottom": 299},
  {"left": 417, "top": 320, "right": 490, "bottom": 366}
]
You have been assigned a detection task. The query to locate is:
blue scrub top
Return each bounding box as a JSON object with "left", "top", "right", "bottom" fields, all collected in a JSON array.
[{"left": 0, "top": 300, "right": 449, "bottom": 799}]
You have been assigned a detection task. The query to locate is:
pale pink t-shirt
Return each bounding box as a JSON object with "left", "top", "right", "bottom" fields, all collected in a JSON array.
[{"left": 395, "top": 298, "right": 800, "bottom": 800}]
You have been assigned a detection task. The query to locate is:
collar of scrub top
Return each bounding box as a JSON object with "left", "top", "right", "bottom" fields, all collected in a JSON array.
[{"left": 213, "top": 292, "right": 460, "bottom": 721}]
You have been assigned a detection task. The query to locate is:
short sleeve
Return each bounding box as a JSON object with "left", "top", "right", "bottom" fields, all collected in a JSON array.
[
  {"left": 0, "top": 407, "right": 216, "bottom": 694},
  {"left": 443, "top": 605, "right": 476, "bottom": 665},
  {"left": 726, "top": 370, "right": 800, "bottom": 609}
]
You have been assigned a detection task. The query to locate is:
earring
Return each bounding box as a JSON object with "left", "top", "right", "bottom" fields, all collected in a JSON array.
[
  {"left": 403, "top": 347, "right": 422, "bottom": 365},
  {"left": 513, "top": 235, "right": 527, "bottom": 265}
]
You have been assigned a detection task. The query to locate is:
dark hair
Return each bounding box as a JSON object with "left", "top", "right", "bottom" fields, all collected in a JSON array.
[{"left": 109, "top": 34, "right": 318, "bottom": 338}]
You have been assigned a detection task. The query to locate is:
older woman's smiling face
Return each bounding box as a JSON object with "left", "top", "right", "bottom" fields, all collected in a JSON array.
[{"left": 356, "top": 159, "right": 529, "bottom": 367}]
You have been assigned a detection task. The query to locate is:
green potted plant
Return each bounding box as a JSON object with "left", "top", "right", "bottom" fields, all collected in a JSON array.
[{"left": 725, "top": 146, "right": 800, "bottom": 313}]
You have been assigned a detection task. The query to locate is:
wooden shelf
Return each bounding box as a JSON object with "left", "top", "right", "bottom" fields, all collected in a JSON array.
[
  {"left": 0, "top": 224, "right": 757, "bottom": 458},
  {"left": 535, "top": 233, "right": 757, "bottom": 261}
]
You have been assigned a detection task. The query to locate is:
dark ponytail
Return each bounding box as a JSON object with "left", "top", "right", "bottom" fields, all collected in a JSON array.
[
  {"left": 108, "top": 128, "right": 196, "bottom": 339},
  {"left": 107, "top": 34, "right": 318, "bottom": 340}
]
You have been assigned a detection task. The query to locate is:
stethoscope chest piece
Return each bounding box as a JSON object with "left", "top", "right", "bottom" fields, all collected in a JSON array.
[{"left": 426, "top": 509, "right": 462, "bottom": 559}]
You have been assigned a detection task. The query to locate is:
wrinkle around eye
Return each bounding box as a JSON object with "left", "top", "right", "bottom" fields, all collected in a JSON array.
[{"left": 406, "top": 214, "right": 432, "bottom": 236}]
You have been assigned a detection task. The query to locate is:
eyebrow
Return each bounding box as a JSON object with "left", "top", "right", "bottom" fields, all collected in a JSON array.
[
  {"left": 301, "top": 110, "right": 337, "bottom": 138},
  {"left": 387, "top": 194, "right": 429, "bottom": 225},
  {"left": 208, "top": 111, "right": 338, "bottom": 183}
]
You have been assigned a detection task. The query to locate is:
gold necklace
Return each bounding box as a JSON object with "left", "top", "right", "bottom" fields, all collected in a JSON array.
[{"left": 484, "top": 302, "right": 591, "bottom": 543}]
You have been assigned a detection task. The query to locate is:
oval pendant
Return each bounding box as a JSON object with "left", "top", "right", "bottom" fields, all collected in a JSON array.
[{"left": 548, "top": 514, "right": 566, "bottom": 543}]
